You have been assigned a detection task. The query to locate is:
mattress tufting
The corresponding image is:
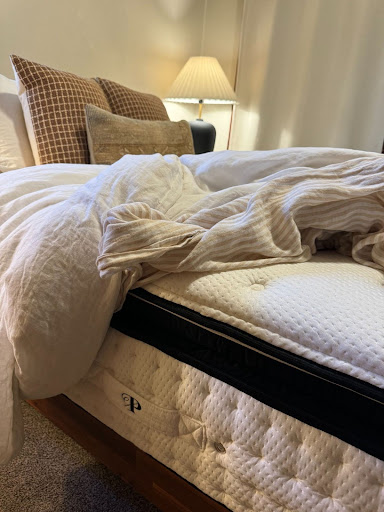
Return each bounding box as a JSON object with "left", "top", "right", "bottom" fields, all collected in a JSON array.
[
  {"left": 68, "top": 248, "right": 384, "bottom": 510},
  {"left": 67, "top": 328, "right": 384, "bottom": 512},
  {"left": 110, "top": 250, "right": 384, "bottom": 459},
  {"left": 140, "top": 251, "right": 384, "bottom": 389}
]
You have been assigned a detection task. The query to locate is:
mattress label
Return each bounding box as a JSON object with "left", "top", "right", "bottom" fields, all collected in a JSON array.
[{"left": 91, "top": 367, "right": 206, "bottom": 450}]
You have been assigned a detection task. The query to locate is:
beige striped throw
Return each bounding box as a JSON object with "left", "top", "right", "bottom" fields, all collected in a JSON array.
[{"left": 97, "top": 155, "right": 384, "bottom": 295}]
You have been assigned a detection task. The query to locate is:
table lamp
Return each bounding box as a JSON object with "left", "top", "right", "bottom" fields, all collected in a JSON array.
[{"left": 164, "top": 56, "right": 237, "bottom": 153}]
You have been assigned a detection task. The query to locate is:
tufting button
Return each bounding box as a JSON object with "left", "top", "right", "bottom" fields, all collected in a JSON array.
[
  {"left": 201, "top": 386, "right": 210, "bottom": 395},
  {"left": 214, "top": 442, "right": 226, "bottom": 453},
  {"left": 293, "top": 434, "right": 302, "bottom": 445}
]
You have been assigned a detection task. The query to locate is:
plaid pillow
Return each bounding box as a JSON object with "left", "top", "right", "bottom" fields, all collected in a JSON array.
[
  {"left": 11, "top": 55, "right": 111, "bottom": 165},
  {"left": 95, "top": 77, "right": 169, "bottom": 121}
]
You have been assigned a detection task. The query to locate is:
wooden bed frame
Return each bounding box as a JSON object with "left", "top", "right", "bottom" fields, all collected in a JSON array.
[{"left": 28, "top": 395, "right": 228, "bottom": 512}]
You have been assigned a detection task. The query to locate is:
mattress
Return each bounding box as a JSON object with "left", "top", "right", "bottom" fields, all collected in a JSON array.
[
  {"left": 113, "top": 250, "right": 384, "bottom": 460},
  {"left": 66, "top": 329, "right": 384, "bottom": 512},
  {"left": 66, "top": 249, "right": 384, "bottom": 511}
]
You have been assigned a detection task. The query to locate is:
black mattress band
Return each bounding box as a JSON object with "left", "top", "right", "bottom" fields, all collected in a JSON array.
[{"left": 111, "top": 288, "right": 384, "bottom": 461}]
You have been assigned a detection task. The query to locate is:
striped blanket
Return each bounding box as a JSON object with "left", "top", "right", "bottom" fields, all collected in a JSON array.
[{"left": 98, "top": 155, "right": 384, "bottom": 302}]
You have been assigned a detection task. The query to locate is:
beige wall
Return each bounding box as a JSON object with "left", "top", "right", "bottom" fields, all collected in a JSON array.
[
  {"left": 3, "top": 0, "right": 381, "bottom": 154},
  {"left": 1, "top": 0, "right": 242, "bottom": 152},
  {"left": 0, "top": 0, "right": 204, "bottom": 96}
]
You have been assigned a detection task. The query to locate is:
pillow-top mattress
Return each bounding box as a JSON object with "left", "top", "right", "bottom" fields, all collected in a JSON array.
[
  {"left": 66, "top": 328, "right": 384, "bottom": 512},
  {"left": 111, "top": 251, "right": 384, "bottom": 460}
]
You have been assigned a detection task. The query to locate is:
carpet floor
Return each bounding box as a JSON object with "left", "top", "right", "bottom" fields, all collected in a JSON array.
[{"left": 0, "top": 401, "right": 160, "bottom": 512}]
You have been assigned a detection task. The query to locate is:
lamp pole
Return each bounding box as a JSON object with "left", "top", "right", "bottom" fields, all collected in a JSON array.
[{"left": 198, "top": 99, "right": 203, "bottom": 120}]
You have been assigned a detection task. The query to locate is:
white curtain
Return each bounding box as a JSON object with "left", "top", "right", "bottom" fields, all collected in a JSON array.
[{"left": 230, "top": 0, "right": 384, "bottom": 152}]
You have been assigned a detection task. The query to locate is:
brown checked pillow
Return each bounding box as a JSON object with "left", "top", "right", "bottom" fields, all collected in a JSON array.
[
  {"left": 10, "top": 55, "right": 111, "bottom": 165},
  {"left": 85, "top": 104, "right": 194, "bottom": 165},
  {"left": 94, "top": 77, "right": 169, "bottom": 121}
]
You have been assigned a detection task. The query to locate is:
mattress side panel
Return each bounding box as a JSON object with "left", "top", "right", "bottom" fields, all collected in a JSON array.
[{"left": 66, "top": 329, "right": 384, "bottom": 512}]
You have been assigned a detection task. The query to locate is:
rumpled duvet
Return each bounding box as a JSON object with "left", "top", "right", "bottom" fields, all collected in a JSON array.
[{"left": 0, "top": 147, "right": 383, "bottom": 463}]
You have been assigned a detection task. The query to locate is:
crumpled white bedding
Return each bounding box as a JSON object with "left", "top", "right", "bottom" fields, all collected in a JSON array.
[
  {"left": 0, "top": 147, "right": 381, "bottom": 463},
  {"left": 98, "top": 153, "right": 384, "bottom": 298}
]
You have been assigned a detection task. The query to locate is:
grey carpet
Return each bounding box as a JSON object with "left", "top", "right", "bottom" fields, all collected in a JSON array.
[{"left": 0, "top": 401, "right": 160, "bottom": 512}]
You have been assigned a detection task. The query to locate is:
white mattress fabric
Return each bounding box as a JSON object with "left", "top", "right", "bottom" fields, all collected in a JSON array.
[
  {"left": 0, "top": 147, "right": 382, "bottom": 464},
  {"left": 144, "top": 251, "right": 384, "bottom": 390},
  {"left": 67, "top": 328, "right": 384, "bottom": 512}
]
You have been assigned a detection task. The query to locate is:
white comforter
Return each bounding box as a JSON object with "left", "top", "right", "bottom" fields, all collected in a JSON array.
[{"left": 0, "top": 147, "right": 382, "bottom": 463}]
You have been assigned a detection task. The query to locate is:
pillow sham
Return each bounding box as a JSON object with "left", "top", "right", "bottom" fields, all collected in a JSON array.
[
  {"left": 85, "top": 104, "right": 194, "bottom": 165},
  {"left": 94, "top": 77, "right": 169, "bottom": 121},
  {"left": 10, "top": 55, "right": 112, "bottom": 165},
  {"left": 0, "top": 74, "right": 35, "bottom": 171}
]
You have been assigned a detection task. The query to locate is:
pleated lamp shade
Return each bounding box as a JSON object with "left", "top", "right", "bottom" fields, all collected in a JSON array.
[{"left": 165, "top": 56, "right": 237, "bottom": 104}]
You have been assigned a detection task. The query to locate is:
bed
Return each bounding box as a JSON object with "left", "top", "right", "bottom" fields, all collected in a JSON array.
[
  {"left": 64, "top": 248, "right": 384, "bottom": 512},
  {"left": 1, "top": 56, "right": 384, "bottom": 512}
]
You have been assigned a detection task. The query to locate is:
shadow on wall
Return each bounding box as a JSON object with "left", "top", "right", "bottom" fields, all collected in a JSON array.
[{"left": 232, "top": 0, "right": 384, "bottom": 152}]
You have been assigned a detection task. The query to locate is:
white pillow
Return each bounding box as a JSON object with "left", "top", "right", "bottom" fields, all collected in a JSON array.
[{"left": 0, "top": 74, "right": 34, "bottom": 172}]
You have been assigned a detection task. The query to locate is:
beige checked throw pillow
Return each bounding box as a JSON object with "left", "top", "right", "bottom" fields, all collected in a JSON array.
[
  {"left": 85, "top": 104, "right": 194, "bottom": 164},
  {"left": 95, "top": 77, "right": 169, "bottom": 121},
  {"left": 11, "top": 55, "right": 112, "bottom": 165}
]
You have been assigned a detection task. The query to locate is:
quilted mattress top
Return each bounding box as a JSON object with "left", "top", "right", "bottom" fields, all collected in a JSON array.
[{"left": 143, "top": 251, "right": 384, "bottom": 390}]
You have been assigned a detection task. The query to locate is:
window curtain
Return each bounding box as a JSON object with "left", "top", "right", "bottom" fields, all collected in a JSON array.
[{"left": 230, "top": 0, "right": 384, "bottom": 152}]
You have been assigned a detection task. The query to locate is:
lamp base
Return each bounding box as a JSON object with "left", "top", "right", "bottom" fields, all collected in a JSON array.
[{"left": 189, "top": 119, "right": 216, "bottom": 154}]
